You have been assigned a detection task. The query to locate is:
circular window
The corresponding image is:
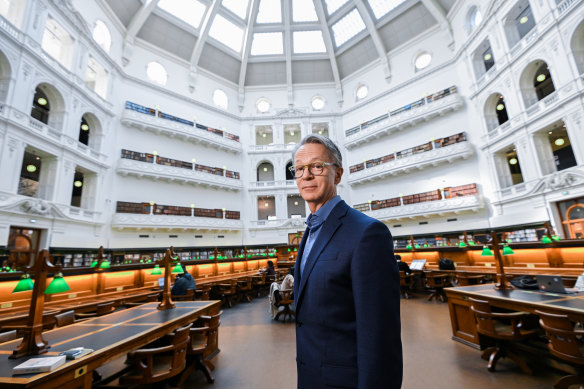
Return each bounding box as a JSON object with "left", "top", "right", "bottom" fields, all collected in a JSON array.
[
  {"left": 470, "top": 8, "right": 482, "bottom": 29},
  {"left": 93, "top": 20, "right": 111, "bottom": 53},
  {"left": 311, "top": 96, "right": 325, "bottom": 110},
  {"left": 213, "top": 89, "right": 228, "bottom": 110},
  {"left": 356, "top": 84, "right": 368, "bottom": 100},
  {"left": 256, "top": 98, "right": 270, "bottom": 113},
  {"left": 414, "top": 52, "right": 432, "bottom": 70},
  {"left": 146, "top": 62, "right": 167, "bottom": 86}
]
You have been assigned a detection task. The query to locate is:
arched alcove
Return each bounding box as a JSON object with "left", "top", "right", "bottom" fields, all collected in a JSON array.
[
  {"left": 30, "top": 83, "right": 66, "bottom": 130},
  {"left": 79, "top": 112, "right": 103, "bottom": 151},
  {"left": 257, "top": 161, "right": 274, "bottom": 182},
  {"left": 483, "top": 93, "right": 509, "bottom": 132},
  {"left": 0, "top": 49, "right": 12, "bottom": 102},
  {"left": 570, "top": 20, "right": 584, "bottom": 74},
  {"left": 518, "top": 60, "right": 555, "bottom": 107}
]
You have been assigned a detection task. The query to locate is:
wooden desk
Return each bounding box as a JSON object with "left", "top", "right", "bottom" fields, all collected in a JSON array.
[
  {"left": 0, "top": 300, "right": 220, "bottom": 388},
  {"left": 445, "top": 284, "right": 584, "bottom": 349}
]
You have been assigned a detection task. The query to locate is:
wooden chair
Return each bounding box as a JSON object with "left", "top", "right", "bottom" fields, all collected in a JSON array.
[
  {"left": 173, "top": 289, "right": 195, "bottom": 301},
  {"left": 252, "top": 273, "right": 267, "bottom": 297},
  {"left": 0, "top": 330, "right": 17, "bottom": 343},
  {"left": 75, "top": 301, "right": 116, "bottom": 320},
  {"left": 216, "top": 281, "right": 237, "bottom": 308},
  {"left": 536, "top": 310, "right": 584, "bottom": 389},
  {"left": 194, "top": 311, "right": 223, "bottom": 371},
  {"left": 456, "top": 271, "right": 484, "bottom": 286},
  {"left": 195, "top": 285, "right": 211, "bottom": 300},
  {"left": 176, "top": 323, "right": 216, "bottom": 386},
  {"left": 237, "top": 277, "right": 253, "bottom": 302},
  {"left": 119, "top": 323, "right": 192, "bottom": 386},
  {"left": 274, "top": 289, "right": 295, "bottom": 322},
  {"left": 125, "top": 293, "right": 159, "bottom": 308},
  {"left": 399, "top": 271, "right": 414, "bottom": 299},
  {"left": 54, "top": 310, "right": 79, "bottom": 327},
  {"left": 425, "top": 272, "right": 451, "bottom": 302},
  {"left": 469, "top": 298, "right": 539, "bottom": 374}
]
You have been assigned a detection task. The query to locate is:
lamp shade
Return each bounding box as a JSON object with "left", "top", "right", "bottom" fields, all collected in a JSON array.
[
  {"left": 542, "top": 236, "right": 553, "bottom": 244},
  {"left": 12, "top": 274, "right": 34, "bottom": 293},
  {"left": 151, "top": 264, "right": 162, "bottom": 275},
  {"left": 45, "top": 273, "right": 70, "bottom": 294},
  {"left": 459, "top": 241, "right": 467, "bottom": 248},
  {"left": 468, "top": 240, "right": 476, "bottom": 246},
  {"left": 406, "top": 245, "right": 413, "bottom": 250},
  {"left": 172, "top": 263, "right": 184, "bottom": 274},
  {"left": 552, "top": 235, "right": 561, "bottom": 242},
  {"left": 481, "top": 246, "right": 493, "bottom": 256},
  {"left": 414, "top": 244, "right": 420, "bottom": 249},
  {"left": 99, "top": 260, "right": 110, "bottom": 269},
  {"left": 502, "top": 246, "right": 515, "bottom": 255},
  {"left": 90, "top": 260, "right": 98, "bottom": 268}
]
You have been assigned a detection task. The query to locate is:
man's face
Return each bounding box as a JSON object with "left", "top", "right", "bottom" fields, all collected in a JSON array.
[{"left": 294, "top": 143, "right": 343, "bottom": 213}]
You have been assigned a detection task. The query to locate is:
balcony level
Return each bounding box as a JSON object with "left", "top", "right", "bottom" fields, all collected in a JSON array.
[
  {"left": 116, "top": 158, "right": 242, "bottom": 191},
  {"left": 0, "top": 192, "right": 103, "bottom": 225},
  {"left": 1, "top": 105, "right": 108, "bottom": 166},
  {"left": 349, "top": 140, "right": 473, "bottom": 186},
  {"left": 248, "top": 180, "right": 297, "bottom": 191},
  {"left": 344, "top": 87, "right": 463, "bottom": 149},
  {"left": 248, "top": 217, "right": 307, "bottom": 231},
  {"left": 120, "top": 105, "right": 242, "bottom": 154},
  {"left": 248, "top": 144, "right": 295, "bottom": 154},
  {"left": 365, "top": 195, "right": 483, "bottom": 223},
  {"left": 111, "top": 213, "right": 243, "bottom": 231}
]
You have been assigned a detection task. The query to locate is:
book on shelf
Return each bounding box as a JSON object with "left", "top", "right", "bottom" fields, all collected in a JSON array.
[{"left": 12, "top": 355, "right": 66, "bottom": 375}]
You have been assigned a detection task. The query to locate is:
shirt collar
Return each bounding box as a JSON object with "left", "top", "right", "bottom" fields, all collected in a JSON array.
[{"left": 306, "top": 195, "right": 341, "bottom": 229}]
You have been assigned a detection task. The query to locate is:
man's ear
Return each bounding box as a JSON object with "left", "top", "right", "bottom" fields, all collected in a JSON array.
[{"left": 334, "top": 167, "right": 343, "bottom": 184}]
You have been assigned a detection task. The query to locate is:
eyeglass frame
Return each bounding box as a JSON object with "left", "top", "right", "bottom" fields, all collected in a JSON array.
[{"left": 289, "top": 161, "right": 338, "bottom": 178}]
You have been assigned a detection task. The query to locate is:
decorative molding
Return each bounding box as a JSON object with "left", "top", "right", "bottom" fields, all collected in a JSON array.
[
  {"left": 349, "top": 141, "right": 474, "bottom": 185},
  {"left": 248, "top": 180, "right": 298, "bottom": 192},
  {"left": 116, "top": 158, "right": 243, "bottom": 191},
  {"left": 111, "top": 213, "right": 243, "bottom": 231},
  {"left": 248, "top": 143, "right": 295, "bottom": 154},
  {"left": 364, "top": 195, "right": 484, "bottom": 222},
  {"left": 249, "top": 217, "right": 306, "bottom": 230}
]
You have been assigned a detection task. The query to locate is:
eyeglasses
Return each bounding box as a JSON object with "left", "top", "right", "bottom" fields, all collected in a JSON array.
[{"left": 289, "top": 161, "right": 337, "bottom": 178}]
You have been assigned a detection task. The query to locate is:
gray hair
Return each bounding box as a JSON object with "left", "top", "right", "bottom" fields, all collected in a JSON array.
[{"left": 292, "top": 134, "right": 343, "bottom": 167}]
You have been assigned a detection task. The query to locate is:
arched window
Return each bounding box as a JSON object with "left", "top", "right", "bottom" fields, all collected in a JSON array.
[
  {"left": 92, "top": 20, "right": 111, "bottom": 53},
  {"left": 534, "top": 63, "right": 555, "bottom": 101},
  {"left": 146, "top": 62, "right": 167, "bottom": 85},
  {"left": 466, "top": 6, "right": 483, "bottom": 33},
  {"left": 355, "top": 84, "right": 368, "bottom": 101},
  {"left": 256, "top": 98, "right": 270, "bottom": 113},
  {"left": 495, "top": 96, "right": 509, "bottom": 125},
  {"left": 42, "top": 18, "right": 74, "bottom": 69},
  {"left": 257, "top": 162, "right": 274, "bottom": 182},
  {"left": 31, "top": 88, "right": 50, "bottom": 124},
  {"left": 213, "top": 89, "right": 228, "bottom": 110},
  {"left": 570, "top": 20, "right": 584, "bottom": 74},
  {"left": 285, "top": 161, "right": 294, "bottom": 180},
  {"left": 79, "top": 117, "right": 90, "bottom": 146}
]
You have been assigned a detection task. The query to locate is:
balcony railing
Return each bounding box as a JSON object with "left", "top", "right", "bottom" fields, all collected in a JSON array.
[
  {"left": 248, "top": 143, "right": 296, "bottom": 153},
  {"left": 508, "top": 14, "right": 553, "bottom": 61},
  {"left": 363, "top": 194, "right": 483, "bottom": 222},
  {"left": 557, "top": 0, "right": 579, "bottom": 15},
  {"left": 122, "top": 102, "right": 242, "bottom": 153},
  {"left": 111, "top": 213, "right": 243, "bottom": 230},
  {"left": 117, "top": 158, "right": 243, "bottom": 191},
  {"left": 248, "top": 180, "right": 297, "bottom": 190},
  {"left": 0, "top": 14, "right": 21, "bottom": 41},
  {"left": 249, "top": 217, "right": 307, "bottom": 230},
  {"left": 344, "top": 87, "right": 463, "bottom": 149},
  {"left": 348, "top": 141, "right": 473, "bottom": 185},
  {"left": 0, "top": 192, "right": 103, "bottom": 224}
]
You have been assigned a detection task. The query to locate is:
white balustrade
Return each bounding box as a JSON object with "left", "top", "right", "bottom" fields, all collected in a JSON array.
[
  {"left": 112, "top": 213, "right": 243, "bottom": 230},
  {"left": 364, "top": 195, "right": 483, "bottom": 221}
]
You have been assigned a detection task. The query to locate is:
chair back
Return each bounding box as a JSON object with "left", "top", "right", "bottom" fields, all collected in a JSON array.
[
  {"left": 54, "top": 310, "right": 76, "bottom": 327},
  {"left": 199, "top": 311, "right": 222, "bottom": 359},
  {"left": 146, "top": 293, "right": 159, "bottom": 302},
  {"left": 400, "top": 271, "right": 412, "bottom": 287},
  {"left": 469, "top": 298, "right": 498, "bottom": 337},
  {"left": 426, "top": 273, "right": 448, "bottom": 288},
  {"left": 96, "top": 301, "right": 116, "bottom": 316},
  {"left": 536, "top": 310, "right": 584, "bottom": 365},
  {"left": 0, "top": 330, "right": 17, "bottom": 344}
]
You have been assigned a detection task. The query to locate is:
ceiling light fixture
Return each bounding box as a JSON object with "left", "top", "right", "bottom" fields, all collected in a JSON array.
[
  {"left": 263, "top": 167, "right": 268, "bottom": 172},
  {"left": 509, "top": 158, "right": 518, "bottom": 165},
  {"left": 555, "top": 138, "right": 565, "bottom": 146},
  {"left": 264, "top": 202, "right": 269, "bottom": 207},
  {"left": 483, "top": 53, "right": 492, "bottom": 61},
  {"left": 520, "top": 16, "right": 529, "bottom": 24},
  {"left": 81, "top": 123, "right": 89, "bottom": 131},
  {"left": 536, "top": 74, "right": 546, "bottom": 82},
  {"left": 26, "top": 165, "right": 37, "bottom": 173},
  {"left": 496, "top": 103, "right": 505, "bottom": 111},
  {"left": 74, "top": 180, "right": 83, "bottom": 188},
  {"left": 37, "top": 97, "right": 48, "bottom": 106}
]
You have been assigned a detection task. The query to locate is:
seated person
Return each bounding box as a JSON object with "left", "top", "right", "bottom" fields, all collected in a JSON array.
[
  {"left": 396, "top": 255, "right": 411, "bottom": 275},
  {"left": 263, "top": 260, "right": 276, "bottom": 278},
  {"left": 171, "top": 269, "right": 196, "bottom": 296},
  {"left": 280, "top": 267, "right": 295, "bottom": 292}
]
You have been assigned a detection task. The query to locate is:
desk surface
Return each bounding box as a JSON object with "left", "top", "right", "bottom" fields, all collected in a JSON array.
[{"left": 0, "top": 300, "right": 220, "bottom": 388}]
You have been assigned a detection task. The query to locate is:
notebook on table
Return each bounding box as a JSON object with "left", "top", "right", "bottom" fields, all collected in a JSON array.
[{"left": 536, "top": 275, "right": 578, "bottom": 294}]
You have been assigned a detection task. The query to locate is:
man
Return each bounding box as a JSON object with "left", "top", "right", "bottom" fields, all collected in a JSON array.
[
  {"left": 292, "top": 134, "right": 402, "bottom": 389},
  {"left": 171, "top": 268, "right": 196, "bottom": 296}
]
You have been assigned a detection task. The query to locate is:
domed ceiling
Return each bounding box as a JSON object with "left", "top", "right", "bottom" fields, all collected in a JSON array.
[{"left": 103, "top": 0, "right": 456, "bottom": 88}]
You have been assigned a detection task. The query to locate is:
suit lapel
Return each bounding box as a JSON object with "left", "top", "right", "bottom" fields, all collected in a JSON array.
[
  {"left": 296, "top": 201, "right": 349, "bottom": 310},
  {"left": 294, "top": 227, "right": 310, "bottom": 286}
]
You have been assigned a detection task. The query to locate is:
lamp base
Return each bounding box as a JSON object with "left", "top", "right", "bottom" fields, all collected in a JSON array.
[{"left": 9, "top": 325, "right": 49, "bottom": 359}]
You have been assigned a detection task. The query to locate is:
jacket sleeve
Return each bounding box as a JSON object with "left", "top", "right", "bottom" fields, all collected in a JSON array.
[{"left": 351, "top": 221, "right": 402, "bottom": 389}]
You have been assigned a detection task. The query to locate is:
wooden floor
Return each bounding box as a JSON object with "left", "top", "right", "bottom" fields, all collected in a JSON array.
[{"left": 183, "top": 293, "right": 564, "bottom": 388}]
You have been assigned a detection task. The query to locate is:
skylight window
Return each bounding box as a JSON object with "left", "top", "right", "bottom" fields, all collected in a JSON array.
[
  {"left": 146, "top": 62, "right": 167, "bottom": 86},
  {"left": 213, "top": 89, "right": 228, "bottom": 110},
  {"left": 251, "top": 33, "right": 283, "bottom": 55},
  {"left": 209, "top": 15, "right": 244, "bottom": 53},
  {"left": 257, "top": 0, "right": 282, "bottom": 23},
  {"left": 92, "top": 20, "right": 111, "bottom": 53},
  {"left": 293, "top": 31, "right": 326, "bottom": 53},
  {"left": 331, "top": 9, "right": 366, "bottom": 47},
  {"left": 325, "top": 0, "right": 349, "bottom": 15},
  {"left": 158, "top": 0, "right": 206, "bottom": 29},
  {"left": 222, "top": 0, "right": 249, "bottom": 19},
  {"left": 293, "top": 0, "right": 318, "bottom": 22},
  {"left": 368, "top": 0, "right": 406, "bottom": 19}
]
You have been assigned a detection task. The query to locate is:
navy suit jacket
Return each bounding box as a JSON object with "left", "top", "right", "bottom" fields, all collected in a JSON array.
[{"left": 294, "top": 199, "right": 402, "bottom": 389}]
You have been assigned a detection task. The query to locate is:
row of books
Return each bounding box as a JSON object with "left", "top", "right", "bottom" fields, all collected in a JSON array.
[
  {"left": 125, "top": 101, "right": 239, "bottom": 142},
  {"left": 345, "top": 86, "right": 457, "bottom": 137},
  {"left": 120, "top": 149, "right": 240, "bottom": 179},
  {"left": 354, "top": 183, "right": 478, "bottom": 211},
  {"left": 115, "top": 201, "right": 240, "bottom": 219},
  {"left": 349, "top": 132, "right": 467, "bottom": 173}
]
